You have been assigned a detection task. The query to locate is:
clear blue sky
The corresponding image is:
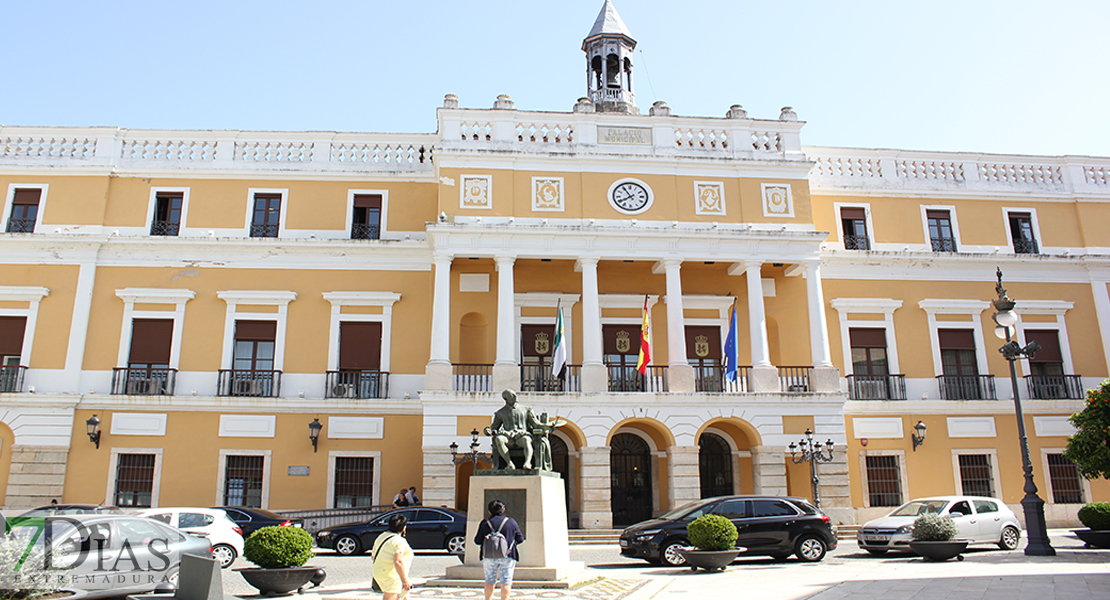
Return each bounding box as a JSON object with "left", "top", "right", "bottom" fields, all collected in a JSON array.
[{"left": 3, "top": 0, "right": 1108, "bottom": 157}]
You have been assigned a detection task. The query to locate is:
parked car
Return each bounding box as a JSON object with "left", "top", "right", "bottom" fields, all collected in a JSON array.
[
  {"left": 857, "top": 496, "right": 1022, "bottom": 554},
  {"left": 315, "top": 507, "right": 467, "bottom": 558},
  {"left": 16, "top": 504, "right": 125, "bottom": 518},
  {"left": 211, "top": 506, "right": 304, "bottom": 536},
  {"left": 1, "top": 513, "right": 211, "bottom": 599},
  {"left": 620, "top": 495, "right": 838, "bottom": 566},
  {"left": 136, "top": 507, "right": 245, "bottom": 568}
]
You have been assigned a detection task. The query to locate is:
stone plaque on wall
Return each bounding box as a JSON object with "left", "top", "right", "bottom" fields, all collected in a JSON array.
[
  {"left": 598, "top": 126, "right": 652, "bottom": 145},
  {"left": 484, "top": 487, "right": 527, "bottom": 539}
]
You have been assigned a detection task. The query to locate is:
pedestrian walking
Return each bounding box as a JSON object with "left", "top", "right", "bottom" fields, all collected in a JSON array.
[
  {"left": 474, "top": 500, "right": 523, "bottom": 600},
  {"left": 372, "top": 513, "right": 414, "bottom": 600}
]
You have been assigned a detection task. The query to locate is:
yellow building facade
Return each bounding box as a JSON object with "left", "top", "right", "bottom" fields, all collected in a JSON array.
[{"left": 1, "top": 1, "right": 1108, "bottom": 530}]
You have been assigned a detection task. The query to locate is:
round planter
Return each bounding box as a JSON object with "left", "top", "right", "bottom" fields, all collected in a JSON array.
[
  {"left": 1073, "top": 529, "right": 1110, "bottom": 549},
  {"left": 676, "top": 549, "right": 741, "bottom": 572},
  {"left": 236, "top": 566, "right": 326, "bottom": 595},
  {"left": 909, "top": 540, "right": 968, "bottom": 561}
]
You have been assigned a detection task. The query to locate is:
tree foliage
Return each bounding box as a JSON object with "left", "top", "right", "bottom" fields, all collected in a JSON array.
[
  {"left": 1064, "top": 379, "right": 1110, "bottom": 480},
  {"left": 243, "top": 526, "right": 314, "bottom": 569}
]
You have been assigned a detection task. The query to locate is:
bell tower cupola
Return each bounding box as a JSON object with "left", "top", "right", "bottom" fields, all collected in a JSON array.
[{"left": 583, "top": 0, "right": 638, "bottom": 114}]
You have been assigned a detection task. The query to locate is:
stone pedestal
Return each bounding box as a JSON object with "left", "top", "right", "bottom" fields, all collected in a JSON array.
[
  {"left": 443, "top": 472, "right": 584, "bottom": 582},
  {"left": 578, "top": 446, "right": 613, "bottom": 529},
  {"left": 667, "top": 446, "right": 700, "bottom": 509},
  {"left": 667, "top": 364, "right": 695, "bottom": 393},
  {"left": 811, "top": 365, "right": 841, "bottom": 392},
  {"left": 748, "top": 365, "right": 780, "bottom": 392},
  {"left": 580, "top": 364, "right": 608, "bottom": 392},
  {"left": 424, "top": 362, "right": 453, "bottom": 391}
]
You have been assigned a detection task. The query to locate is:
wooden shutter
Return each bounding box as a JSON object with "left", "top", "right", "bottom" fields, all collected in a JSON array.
[
  {"left": 12, "top": 189, "right": 41, "bottom": 205},
  {"left": 938, "top": 329, "right": 975, "bottom": 350},
  {"left": 235, "top": 321, "right": 276, "bottom": 341},
  {"left": 129, "top": 319, "right": 173, "bottom": 364},
  {"left": 685, "top": 326, "right": 721, "bottom": 359},
  {"left": 841, "top": 207, "right": 865, "bottom": 220},
  {"left": 1024, "top": 330, "right": 1063, "bottom": 363},
  {"left": 0, "top": 316, "right": 27, "bottom": 356},
  {"left": 849, "top": 328, "right": 886, "bottom": 348},
  {"left": 353, "top": 194, "right": 382, "bottom": 208},
  {"left": 339, "top": 322, "right": 382, "bottom": 370}
]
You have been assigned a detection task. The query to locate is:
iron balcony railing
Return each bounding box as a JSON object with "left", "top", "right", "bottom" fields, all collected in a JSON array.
[
  {"left": 519, "top": 364, "right": 581, "bottom": 392},
  {"left": 937, "top": 375, "right": 997, "bottom": 400},
  {"left": 607, "top": 365, "right": 667, "bottom": 392},
  {"left": 1013, "top": 238, "right": 1039, "bottom": 254},
  {"left": 694, "top": 365, "right": 751, "bottom": 392},
  {"left": 931, "top": 237, "right": 958, "bottom": 252},
  {"left": 843, "top": 234, "right": 870, "bottom": 250},
  {"left": 6, "top": 218, "right": 36, "bottom": 233},
  {"left": 847, "top": 374, "right": 907, "bottom": 400},
  {"left": 249, "top": 223, "right": 279, "bottom": 238},
  {"left": 111, "top": 368, "right": 177, "bottom": 395},
  {"left": 779, "top": 366, "right": 813, "bottom": 392},
  {"left": 453, "top": 364, "right": 492, "bottom": 392},
  {"left": 149, "top": 220, "right": 180, "bottom": 236},
  {"left": 350, "top": 223, "right": 380, "bottom": 240},
  {"left": 0, "top": 365, "right": 26, "bottom": 393},
  {"left": 278, "top": 505, "right": 395, "bottom": 535},
  {"left": 326, "top": 370, "right": 389, "bottom": 399},
  {"left": 1025, "top": 374, "right": 1083, "bottom": 399},
  {"left": 218, "top": 369, "right": 281, "bottom": 397}
]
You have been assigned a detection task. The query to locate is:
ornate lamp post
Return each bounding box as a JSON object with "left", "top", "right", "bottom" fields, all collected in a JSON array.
[
  {"left": 450, "top": 428, "right": 491, "bottom": 471},
  {"left": 788, "top": 429, "right": 834, "bottom": 508},
  {"left": 992, "top": 268, "right": 1055, "bottom": 556}
]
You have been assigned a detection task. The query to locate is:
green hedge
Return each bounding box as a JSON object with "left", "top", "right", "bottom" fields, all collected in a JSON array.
[
  {"left": 1078, "top": 502, "right": 1110, "bottom": 530},
  {"left": 911, "top": 513, "right": 958, "bottom": 541},
  {"left": 243, "top": 525, "right": 314, "bottom": 568},
  {"left": 687, "top": 514, "right": 738, "bottom": 551}
]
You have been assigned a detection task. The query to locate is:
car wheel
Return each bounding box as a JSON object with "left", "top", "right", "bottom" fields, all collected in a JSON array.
[
  {"left": 866, "top": 549, "right": 888, "bottom": 556},
  {"left": 335, "top": 535, "right": 362, "bottom": 556},
  {"left": 660, "top": 540, "right": 690, "bottom": 567},
  {"left": 794, "top": 535, "right": 827, "bottom": 562},
  {"left": 166, "top": 567, "right": 180, "bottom": 589},
  {"left": 211, "top": 544, "right": 237, "bottom": 568},
  {"left": 446, "top": 534, "right": 466, "bottom": 555},
  {"left": 998, "top": 525, "right": 1020, "bottom": 550}
]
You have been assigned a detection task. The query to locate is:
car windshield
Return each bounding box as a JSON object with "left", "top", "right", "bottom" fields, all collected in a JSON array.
[
  {"left": 889, "top": 500, "right": 948, "bottom": 517},
  {"left": 658, "top": 500, "right": 712, "bottom": 520}
]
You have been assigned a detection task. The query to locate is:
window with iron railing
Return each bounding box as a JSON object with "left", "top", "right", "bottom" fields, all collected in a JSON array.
[
  {"left": 1046, "top": 453, "right": 1084, "bottom": 504},
  {"left": 865, "top": 455, "right": 903, "bottom": 507},
  {"left": 840, "top": 207, "right": 870, "bottom": 250},
  {"left": 927, "top": 210, "right": 957, "bottom": 252},
  {"left": 958, "top": 454, "right": 995, "bottom": 497},
  {"left": 334, "top": 457, "right": 375, "bottom": 508},
  {"left": 6, "top": 189, "right": 41, "bottom": 233},
  {"left": 351, "top": 194, "right": 382, "bottom": 240},
  {"left": 150, "top": 193, "right": 183, "bottom": 236},
  {"left": 1008, "top": 212, "right": 1038, "bottom": 254},
  {"left": 224, "top": 455, "right": 264, "bottom": 507},
  {"left": 250, "top": 194, "right": 281, "bottom": 238},
  {"left": 114, "top": 453, "right": 156, "bottom": 508}
]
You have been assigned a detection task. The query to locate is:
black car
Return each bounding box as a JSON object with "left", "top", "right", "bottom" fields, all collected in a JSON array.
[
  {"left": 212, "top": 506, "right": 305, "bottom": 536},
  {"left": 316, "top": 507, "right": 466, "bottom": 558},
  {"left": 620, "top": 495, "right": 838, "bottom": 566}
]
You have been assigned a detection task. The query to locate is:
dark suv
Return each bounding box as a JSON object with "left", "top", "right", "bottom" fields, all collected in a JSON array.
[{"left": 619, "top": 495, "right": 837, "bottom": 566}]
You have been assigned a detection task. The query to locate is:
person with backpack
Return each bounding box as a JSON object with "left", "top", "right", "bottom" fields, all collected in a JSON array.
[{"left": 474, "top": 499, "right": 524, "bottom": 600}]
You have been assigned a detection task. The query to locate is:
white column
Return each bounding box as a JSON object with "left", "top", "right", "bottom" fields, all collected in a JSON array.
[
  {"left": 493, "top": 256, "right": 519, "bottom": 391},
  {"left": 578, "top": 258, "right": 606, "bottom": 392},
  {"left": 68, "top": 261, "right": 98, "bottom": 393},
  {"left": 746, "top": 261, "right": 772, "bottom": 367},
  {"left": 805, "top": 262, "right": 841, "bottom": 392},
  {"left": 425, "top": 254, "right": 453, "bottom": 390},
  {"left": 1092, "top": 280, "right": 1110, "bottom": 376},
  {"left": 662, "top": 259, "right": 694, "bottom": 393}
]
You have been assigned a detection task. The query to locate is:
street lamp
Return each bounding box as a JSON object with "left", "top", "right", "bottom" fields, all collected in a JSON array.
[
  {"left": 911, "top": 420, "right": 927, "bottom": 451},
  {"left": 992, "top": 267, "right": 1055, "bottom": 556},
  {"left": 788, "top": 429, "right": 834, "bottom": 508},
  {"left": 86, "top": 415, "right": 101, "bottom": 449},
  {"left": 308, "top": 418, "right": 323, "bottom": 453},
  {"left": 450, "top": 428, "right": 491, "bottom": 471}
]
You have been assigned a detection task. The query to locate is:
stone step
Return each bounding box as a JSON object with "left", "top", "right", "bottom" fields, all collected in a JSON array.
[
  {"left": 835, "top": 525, "right": 861, "bottom": 539},
  {"left": 567, "top": 529, "right": 622, "bottom": 544}
]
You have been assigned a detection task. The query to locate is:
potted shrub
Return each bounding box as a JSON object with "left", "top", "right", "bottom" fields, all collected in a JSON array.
[
  {"left": 1074, "top": 502, "right": 1110, "bottom": 549},
  {"left": 676, "top": 514, "right": 741, "bottom": 571},
  {"left": 235, "top": 526, "right": 326, "bottom": 595},
  {"left": 909, "top": 513, "right": 967, "bottom": 561}
]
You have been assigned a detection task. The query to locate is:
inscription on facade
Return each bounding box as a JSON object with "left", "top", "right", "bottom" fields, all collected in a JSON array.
[{"left": 599, "top": 126, "right": 652, "bottom": 145}]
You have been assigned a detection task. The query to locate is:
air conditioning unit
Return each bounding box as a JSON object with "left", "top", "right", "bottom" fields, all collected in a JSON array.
[
  {"left": 332, "top": 383, "right": 357, "bottom": 398},
  {"left": 127, "top": 378, "right": 152, "bottom": 395},
  {"left": 234, "top": 380, "right": 260, "bottom": 396}
]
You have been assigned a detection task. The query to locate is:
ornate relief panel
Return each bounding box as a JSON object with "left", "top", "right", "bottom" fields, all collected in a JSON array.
[
  {"left": 694, "top": 181, "right": 725, "bottom": 216},
  {"left": 532, "top": 177, "right": 565, "bottom": 212},
  {"left": 460, "top": 175, "right": 492, "bottom": 209},
  {"left": 761, "top": 183, "right": 794, "bottom": 218}
]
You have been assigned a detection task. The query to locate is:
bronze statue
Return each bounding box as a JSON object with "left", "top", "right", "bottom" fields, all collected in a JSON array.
[{"left": 484, "top": 389, "right": 563, "bottom": 471}]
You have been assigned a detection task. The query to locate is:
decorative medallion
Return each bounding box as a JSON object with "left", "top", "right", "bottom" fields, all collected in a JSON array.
[
  {"left": 460, "top": 175, "right": 492, "bottom": 209},
  {"left": 694, "top": 335, "right": 710, "bottom": 357},
  {"left": 694, "top": 181, "right": 725, "bottom": 216},
  {"left": 608, "top": 178, "right": 654, "bottom": 215},
  {"left": 532, "top": 177, "right": 564, "bottom": 212},
  {"left": 761, "top": 183, "right": 793, "bottom": 218},
  {"left": 534, "top": 332, "right": 550, "bottom": 355},
  {"left": 615, "top": 330, "right": 632, "bottom": 353}
]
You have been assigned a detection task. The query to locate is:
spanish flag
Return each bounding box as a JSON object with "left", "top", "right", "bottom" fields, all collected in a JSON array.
[{"left": 636, "top": 295, "right": 652, "bottom": 375}]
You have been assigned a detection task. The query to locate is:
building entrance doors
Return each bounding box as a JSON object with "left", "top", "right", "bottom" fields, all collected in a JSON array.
[{"left": 610, "top": 433, "right": 652, "bottom": 526}]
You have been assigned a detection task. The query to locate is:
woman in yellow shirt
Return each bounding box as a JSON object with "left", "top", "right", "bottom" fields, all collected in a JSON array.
[{"left": 372, "top": 514, "right": 414, "bottom": 600}]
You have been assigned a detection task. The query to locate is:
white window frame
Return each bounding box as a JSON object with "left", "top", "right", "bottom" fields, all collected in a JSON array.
[
  {"left": 951, "top": 449, "right": 1003, "bottom": 499},
  {"left": 345, "top": 189, "right": 391, "bottom": 240},
  {"left": 859, "top": 449, "right": 909, "bottom": 509},
  {"left": 2, "top": 184, "right": 49, "bottom": 233},
  {"left": 326, "top": 450, "right": 382, "bottom": 509},
  {"left": 0, "top": 286, "right": 50, "bottom": 367},
  {"left": 322, "top": 292, "right": 401, "bottom": 373},
  {"left": 217, "top": 291, "right": 297, "bottom": 372},
  {"left": 245, "top": 188, "right": 289, "bottom": 238},
  {"left": 1012, "top": 301, "right": 1074, "bottom": 377},
  {"left": 216, "top": 449, "right": 272, "bottom": 509},
  {"left": 1002, "top": 207, "right": 1042, "bottom": 254},
  {"left": 833, "top": 203, "right": 874, "bottom": 250},
  {"left": 918, "top": 299, "right": 991, "bottom": 377},
  {"left": 920, "top": 205, "right": 962, "bottom": 251},
  {"left": 1040, "top": 448, "right": 1092, "bottom": 505},
  {"left": 514, "top": 293, "right": 580, "bottom": 364},
  {"left": 115, "top": 289, "right": 195, "bottom": 369},
  {"left": 106, "top": 447, "right": 164, "bottom": 508},
  {"left": 145, "top": 187, "right": 191, "bottom": 236},
  {"left": 830, "top": 298, "right": 903, "bottom": 377}
]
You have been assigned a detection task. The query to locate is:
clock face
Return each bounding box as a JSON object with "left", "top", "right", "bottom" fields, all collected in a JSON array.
[{"left": 609, "top": 180, "right": 652, "bottom": 214}]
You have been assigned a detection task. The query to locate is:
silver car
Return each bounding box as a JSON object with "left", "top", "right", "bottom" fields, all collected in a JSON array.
[
  {"left": 857, "top": 496, "right": 1022, "bottom": 554},
  {"left": 1, "top": 514, "right": 211, "bottom": 599}
]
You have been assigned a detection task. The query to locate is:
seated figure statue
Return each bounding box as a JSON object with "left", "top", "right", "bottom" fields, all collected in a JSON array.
[{"left": 484, "top": 389, "right": 551, "bottom": 470}]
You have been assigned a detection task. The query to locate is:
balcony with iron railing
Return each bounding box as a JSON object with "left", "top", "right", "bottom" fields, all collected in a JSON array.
[
  {"left": 350, "top": 224, "right": 380, "bottom": 240},
  {"left": 0, "top": 365, "right": 26, "bottom": 393},
  {"left": 607, "top": 365, "right": 668, "bottom": 393},
  {"left": 847, "top": 374, "right": 907, "bottom": 400},
  {"left": 694, "top": 365, "right": 751, "bottom": 393},
  {"left": 1025, "top": 374, "right": 1083, "bottom": 399},
  {"left": 326, "top": 370, "right": 389, "bottom": 399},
  {"left": 111, "top": 368, "right": 176, "bottom": 395},
  {"left": 843, "top": 234, "right": 870, "bottom": 250},
  {"left": 249, "top": 223, "right": 279, "bottom": 238},
  {"left": 218, "top": 370, "right": 281, "bottom": 397},
  {"left": 779, "top": 366, "right": 813, "bottom": 392},
  {"left": 453, "top": 364, "right": 493, "bottom": 392},
  {"left": 149, "top": 220, "right": 180, "bottom": 236},
  {"left": 519, "top": 364, "right": 581, "bottom": 393},
  {"left": 931, "top": 237, "right": 958, "bottom": 252},
  {"left": 1013, "top": 238, "right": 1039, "bottom": 254},
  {"left": 937, "top": 375, "right": 997, "bottom": 400},
  {"left": 5, "top": 218, "right": 35, "bottom": 233}
]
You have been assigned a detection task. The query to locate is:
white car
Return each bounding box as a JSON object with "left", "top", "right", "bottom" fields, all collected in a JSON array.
[
  {"left": 136, "top": 507, "right": 245, "bottom": 568},
  {"left": 857, "top": 496, "right": 1022, "bottom": 554}
]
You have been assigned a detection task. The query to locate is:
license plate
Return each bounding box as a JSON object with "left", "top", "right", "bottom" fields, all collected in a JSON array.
[
  {"left": 619, "top": 540, "right": 629, "bottom": 547},
  {"left": 864, "top": 535, "right": 890, "bottom": 542}
]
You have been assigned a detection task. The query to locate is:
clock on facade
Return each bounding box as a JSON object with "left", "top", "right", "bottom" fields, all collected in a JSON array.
[{"left": 608, "top": 178, "right": 654, "bottom": 214}]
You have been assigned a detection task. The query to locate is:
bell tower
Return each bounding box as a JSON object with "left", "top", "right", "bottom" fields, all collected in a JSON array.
[{"left": 582, "top": 0, "right": 637, "bottom": 114}]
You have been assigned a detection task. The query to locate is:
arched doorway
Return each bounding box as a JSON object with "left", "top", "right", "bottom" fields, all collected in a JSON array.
[
  {"left": 699, "top": 432, "right": 734, "bottom": 498},
  {"left": 610, "top": 433, "right": 652, "bottom": 526},
  {"left": 551, "top": 436, "right": 570, "bottom": 516}
]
